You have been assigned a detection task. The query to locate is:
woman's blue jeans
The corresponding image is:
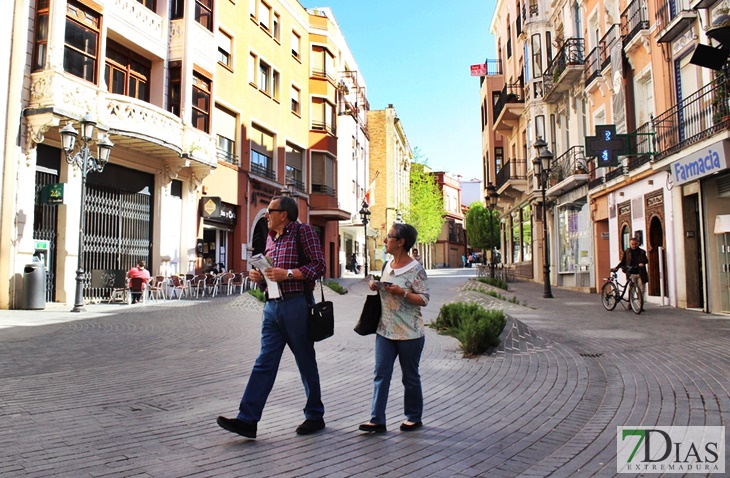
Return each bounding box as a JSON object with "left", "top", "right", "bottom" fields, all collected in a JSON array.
[
  {"left": 237, "top": 294, "right": 324, "bottom": 423},
  {"left": 370, "top": 334, "right": 425, "bottom": 425}
]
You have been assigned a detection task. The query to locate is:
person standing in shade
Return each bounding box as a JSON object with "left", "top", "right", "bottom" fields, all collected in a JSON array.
[
  {"left": 359, "top": 223, "right": 430, "bottom": 433},
  {"left": 126, "top": 260, "right": 150, "bottom": 304},
  {"left": 351, "top": 253, "right": 359, "bottom": 274},
  {"left": 217, "top": 196, "right": 327, "bottom": 439}
]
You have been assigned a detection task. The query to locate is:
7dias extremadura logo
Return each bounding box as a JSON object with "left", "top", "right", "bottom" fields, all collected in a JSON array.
[{"left": 617, "top": 426, "right": 725, "bottom": 474}]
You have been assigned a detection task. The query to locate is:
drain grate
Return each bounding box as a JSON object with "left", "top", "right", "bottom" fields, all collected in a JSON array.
[{"left": 579, "top": 353, "right": 603, "bottom": 358}]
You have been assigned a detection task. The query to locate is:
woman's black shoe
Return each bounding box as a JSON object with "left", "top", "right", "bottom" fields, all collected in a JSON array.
[
  {"left": 400, "top": 421, "right": 423, "bottom": 431},
  {"left": 358, "top": 423, "right": 386, "bottom": 433}
]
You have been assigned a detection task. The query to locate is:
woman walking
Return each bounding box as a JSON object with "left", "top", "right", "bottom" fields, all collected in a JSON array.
[{"left": 359, "top": 223, "right": 430, "bottom": 433}]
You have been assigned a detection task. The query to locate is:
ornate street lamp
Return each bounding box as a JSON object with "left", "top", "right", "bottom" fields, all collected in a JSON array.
[
  {"left": 358, "top": 200, "right": 371, "bottom": 276},
  {"left": 486, "top": 182, "right": 499, "bottom": 278},
  {"left": 532, "top": 137, "right": 554, "bottom": 299},
  {"left": 60, "top": 113, "right": 114, "bottom": 312}
]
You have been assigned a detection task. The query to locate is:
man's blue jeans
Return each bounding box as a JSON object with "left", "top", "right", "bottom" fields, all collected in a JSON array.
[
  {"left": 370, "top": 334, "right": 425, "bottom": 425},
  {"left": 237, "top": 294, "right": 324, "bottom": 423}
]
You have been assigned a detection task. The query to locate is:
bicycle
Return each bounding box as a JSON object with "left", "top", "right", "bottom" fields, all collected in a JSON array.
[{"left": 601, "top": 268, "right": 644, "bottom": 314}]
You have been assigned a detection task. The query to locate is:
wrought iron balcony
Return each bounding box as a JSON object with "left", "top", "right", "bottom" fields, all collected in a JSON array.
[
  {"left": 625, "top": 122, "right": 656, "bottom": 172},
  {"left": 656, "top": 0, "right": 696, "bottom": 43},
  {"left": 543, "top": 38, "right": 585, "bottom": 102},
  {"left": 493, "top": 83, "right": 525, "bottom": 135},
  {"left": 495, "top": 158, "right": 528, "bottom": 191},
  {"left": 546, "top": 146, "right": 589, "bottom": 197},
  {"left": 312, "top": 120, "right": 336, "bottom": 136},
  {"left": 654, "top": 73, "right": 730, "bottom": 160},
  {"left": 585, "top": 47, "right": 601, "bottom": 85},
  {"left": 217, "top": 148, "right": 239, "bottom": 165},
  {"left": 621, "top": 0, "right": 650, "bottom": 47},
  {"left": 599, "top": 25, "right": 622, "bottom": 70}
]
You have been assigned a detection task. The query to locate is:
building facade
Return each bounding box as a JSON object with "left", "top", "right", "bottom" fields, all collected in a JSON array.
[
  {"left": 367, "top": 105, "right": 412, "bottom": 272},
  {"left": 433, "top": 172, "right": 466, "bottom": 268},
  {"left": 483, "top": 0, "right": 730, "bottom": 313}
]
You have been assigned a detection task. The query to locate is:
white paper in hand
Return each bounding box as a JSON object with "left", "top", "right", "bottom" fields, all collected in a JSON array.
[{"left": 250, "top": 254, "right": 280, "bottom": 299}]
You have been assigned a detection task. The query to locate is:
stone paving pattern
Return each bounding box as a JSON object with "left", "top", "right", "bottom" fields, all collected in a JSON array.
[{"left": 0, "top": 270, "right": 728, "bottom": 477}]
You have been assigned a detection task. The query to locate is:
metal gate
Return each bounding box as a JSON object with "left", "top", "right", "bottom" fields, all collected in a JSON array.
[
  {"left": 84, "top": 184, "right": 152, "bottom": 300},
  {"left": 33, "top": 170, "right": 59, "bottom": 302}
]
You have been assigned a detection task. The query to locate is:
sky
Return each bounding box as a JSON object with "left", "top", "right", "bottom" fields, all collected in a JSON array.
[{"left": 309, "top": 0, "right": 497, "bottom": 180}]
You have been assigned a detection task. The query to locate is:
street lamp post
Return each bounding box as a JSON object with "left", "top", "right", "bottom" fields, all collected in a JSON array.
[
  {"left": 60, "top": 114, "right": 114, "bottom": 312},
  {"left": 358, "top": 200, "right": 371, "bottom": 276},
  {"left": 486, "top": 182, "right": 499, "bottom": 279},
  {"left": 532, "top": 137, "right": 554, "bottom": 299}
]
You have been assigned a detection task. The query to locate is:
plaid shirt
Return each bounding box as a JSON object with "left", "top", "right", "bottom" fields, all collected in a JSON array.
[{"left": 264, "top": 221, "right": 326, "bottom": 294}]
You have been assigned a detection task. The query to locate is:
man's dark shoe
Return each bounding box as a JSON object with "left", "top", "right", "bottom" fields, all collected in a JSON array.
[
  {"left": 217, "top": 416, "right": 257, "bottom": 438},
  {"left": 296, "top": 418, "right": 325, "bottom": 435},
  {"left": 358, "top": 422, "right": 387, "bottom": 433}
]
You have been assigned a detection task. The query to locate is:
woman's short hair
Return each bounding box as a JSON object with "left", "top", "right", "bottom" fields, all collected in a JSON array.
[
  {"left": 272, "top": 195, "right": 299, "bottom": 222},
  {"left": 391, "top": 223, "right": 418, "bottom": 251}
]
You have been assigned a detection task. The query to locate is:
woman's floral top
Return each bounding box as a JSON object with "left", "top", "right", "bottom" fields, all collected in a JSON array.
[{"left": 377, "top": 260, "right": 430, "bottom": 340}]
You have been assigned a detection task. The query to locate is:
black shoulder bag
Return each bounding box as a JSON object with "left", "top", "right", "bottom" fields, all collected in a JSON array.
[
  {"left": 354, "top": 261, "right": 387, "bottom": 336},
  {"left": 295, "top": 225, "right": 334, "bottom": 342}
]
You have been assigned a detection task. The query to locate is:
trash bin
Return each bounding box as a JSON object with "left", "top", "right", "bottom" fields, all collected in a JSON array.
[{"left": 23, "top": 263, "right": 46, "bottom": 310}]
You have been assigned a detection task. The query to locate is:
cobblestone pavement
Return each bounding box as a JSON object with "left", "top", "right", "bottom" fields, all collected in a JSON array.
[{"left": 0, "top": 269, "right": 728, "bottom": 477}]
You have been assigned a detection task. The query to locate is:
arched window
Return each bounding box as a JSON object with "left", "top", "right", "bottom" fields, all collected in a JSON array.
[{"left": 621, "top": 224, "right": 631, "bottom": 251}]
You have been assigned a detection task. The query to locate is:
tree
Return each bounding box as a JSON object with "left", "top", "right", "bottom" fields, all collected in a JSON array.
[
  {"left": 465, "top": 202, "right": 500, "bottom": 250},
  {"left": 402, "top": 150, "right": 444, "bottom": 244}
]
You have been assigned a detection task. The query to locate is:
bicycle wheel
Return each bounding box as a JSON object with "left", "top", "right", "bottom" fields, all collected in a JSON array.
[
  {"left": 601, "top": 282, "right": 618, "bottom": 311},
  {"left": 629, "top": 282, "right": 643, "bottom": 314}
]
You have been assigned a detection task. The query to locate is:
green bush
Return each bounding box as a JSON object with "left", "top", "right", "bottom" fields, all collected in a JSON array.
[
  {"left": 248, "top": 288, "right": 266, "bottom": 302},
  {"left": 475, "top": 277, "right": 509, "bottom": 290},
  {"left": 430, "top": 302, "right": 506, "bottom": 356},
  {"left": 324, "top": 280, "right": 348, "bottom": 294}
]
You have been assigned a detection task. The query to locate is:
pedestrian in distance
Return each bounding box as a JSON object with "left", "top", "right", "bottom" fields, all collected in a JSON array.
[
  {"left": 351, "top": 252, "right": 359, "bottom": 274},
  {"left": 359, "top": 223, "right": 430, "bottom": 434},
  {"left": 611, "top": 237, "right": 649, "bottom": 298},
  {"left": 462, "top": 254, "right": 467, "bottom": 268},
  {"left": 126, "top": 260, "right": 150, "bottom": 304},
  {"left": 217, "top": 196, "right": 327, "bottom": 439}
]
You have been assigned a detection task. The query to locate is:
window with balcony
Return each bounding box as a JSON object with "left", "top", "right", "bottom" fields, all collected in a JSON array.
[
  {"left": 218, "top": 30, "right": 232, "bottom": 68},
  {"left": 259, "top": 60, "right": 270, "bottom": 93},
  {"left": 192, "top": 72, "right": 211, "bottom": 132},
  {"left": 291, "top": 31, "right": 301, "bottom": 59},
  {"left": 311, "top": 152, "right": 335, "bottom": 195},
  {"left": 311, "top": 98, "right": 336, "bottom": 135},
  {"left": 251, "top": 124, "right": 275, "bottom": 179},
  {"left": 105, "top": 40, "right": 151, "bottom": 101},
  {"left": 495, "top": 147, "right": 504, "bottom": 173},
  {"left": 215, "top": 104, "right": 237, "bottom": 165},
  {"left": 195, "top": 0, "right": 213, "bottom": 31},
  {"left": 64, "top": 1, "right": 100, "bottom": 84},
  {"left": 286, "top": 143, "right": 305, "bottom": 191},
  {"left": 311, "top": 46, "right": 335, "bottom": 82},
  {"left": 291, "top": 85, "right": 301, "bottom": 115},
  {"left": 167, "top": 61, "right": 181, "bottom": 116},
  {"left": 32, "top": 0, "right": 49, "bottom": 72}
]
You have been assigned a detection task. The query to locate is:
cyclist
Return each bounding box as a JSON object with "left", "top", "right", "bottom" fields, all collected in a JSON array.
[{"left": 611, "top": 237, "right": 648, "bottom": 303}]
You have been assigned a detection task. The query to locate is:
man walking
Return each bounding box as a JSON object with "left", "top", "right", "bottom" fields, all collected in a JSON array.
[{"left": 217, "top": 196, "right": 327, "bottom": 439}]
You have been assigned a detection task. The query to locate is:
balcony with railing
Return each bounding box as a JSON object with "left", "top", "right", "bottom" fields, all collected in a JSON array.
[
  {"left": 546, "top": 146, "right": 589, "bottom": 197},
  {"left": 478, "top": 59, "right": 504, "bottom": 87},
  {"left": 585, "top": 46, "right": 602, "bottom": 86},
  {"left": 495, "top": 158, "right": 529, "bottom": 197},
  {"left": 621, "top": 0, "right": 650, "bottom": 52},
  {"left": 312, "top": 184, "right": 336, "bottom": 196},
  {"left": 654, "top": 73, "right": 730, "bottom": 160},
  {"left": 493, "top": 83, "right": 525, "bottom": 135},
  {"left": 543, "top": 38, "right": 586, "bottom": 103},
  {"left": 217, "top": 148, "right": 239, "bottom": 165},
  {"left": 599, "top": 25, "right": 622, "bottom": 70},
  {"left": 626, "top": 122, "right": 656, "bottom": 172},
  {"left": 312, "top": 120, "right": 336, "bottom": 136},
  {"left": 250, "top": 162, "right": 276, "bottom": 180},
  {"left": 656, "top": 0, "right": 696, "bottom": 43}
]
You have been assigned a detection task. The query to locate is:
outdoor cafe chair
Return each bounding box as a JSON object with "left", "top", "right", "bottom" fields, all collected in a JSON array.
[
  {"left": 218, "top": 273, "right": 235, "bottom": 295},
  {"left": 191, "top": 274, "right": 208, "bottom": 298},
  {"left": 147, "top": 277, "right": 166, "bottom": 302},
  {"left": 128, "top": 277, "right": 147, "bottom": 304},
  {"left": 169, "top": 275, "right": 190, "bottom": 299}
]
